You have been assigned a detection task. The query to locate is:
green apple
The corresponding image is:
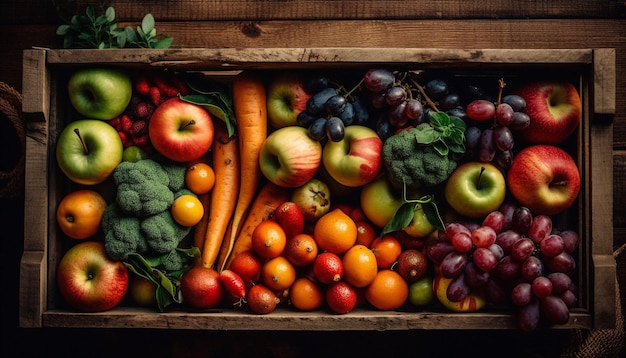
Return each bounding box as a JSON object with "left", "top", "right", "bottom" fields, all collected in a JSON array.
[
  {"left": 266, "top": 72, "right": 312, "bottom": 129},
  {"left": 67, "top": 67, "right": 132, "bottom": 120},
  {"left": 56, "top": 119, "right": 123, "bottom": 185},
  {"left": 444, "top": 161, "right": 506, "bottom": 219},
  {"left": 359, "top": 175, "right": 403, "bottom": 228},
  {"left": 408, "top": 276, "right": 435, "bottom": 307}
]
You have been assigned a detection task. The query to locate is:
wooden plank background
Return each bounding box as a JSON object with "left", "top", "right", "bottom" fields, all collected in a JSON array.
[{"left": 1, "top": 1, "right": 625, "bottom": 356}]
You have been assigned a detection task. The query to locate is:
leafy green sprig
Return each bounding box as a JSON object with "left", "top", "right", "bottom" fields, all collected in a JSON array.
[
  {"left": 56, "top": 5, "right": 173, "bottom": 49},
  {"left": 414, "top": 111, "right": 466, "bottom": 156},
  {"left": 380, "top": 182, "right": 445, "bottom": 237}
]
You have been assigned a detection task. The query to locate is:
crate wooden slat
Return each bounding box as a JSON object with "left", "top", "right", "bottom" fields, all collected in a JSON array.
[{"left": 20, "top": 47, "right": 616, "bottom": 330}]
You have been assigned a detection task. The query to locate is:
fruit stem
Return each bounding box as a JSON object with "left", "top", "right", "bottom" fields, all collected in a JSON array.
[
  {"left": 180, "top": 119, "right": 196, "bottom": 130},
  {"left": 476, "top": 166, "right": 486, "bottom": 189},
  {"left": 409, "top": 77, "right": 440, "bottom": 112},
  {"left": 73, "top": 128, "right": 89, "bottom": 155}
]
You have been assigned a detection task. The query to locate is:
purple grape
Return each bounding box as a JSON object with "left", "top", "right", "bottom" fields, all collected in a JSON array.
[
  {"left": 425, "top": 240, "right": 455, "bottom": 265},
  {"left": 464, "top": 126, "right": 482, "bottom": 150},
  {"left": 510, "top": 238, "right": 536, "bottom": 262},
  {"left": 363, "top": 68, "right": 395, "bottom": 93},
  {"left": 518, "top": 298, "right": 541, "bottom": 331},
  {"left": 325, "top": 116, "right": 345, "bottom": 142},
  {"left": 446, "top": 107, "right": 468, "bottom": 122},
  {"left": 385, "top": 86, "right": 407, "bottom": 107},
  {"left": 510, "top": 206, "right": 533, "bottom": 234},
  {"left": 502, "top": 94, "right": 526, "bottom": 112},
  {"left": 478, "top": 128, "right": 496, "bottom": 162},
  {"left": 339, "top": 101, "right": 355, "bottom": 125},
  {"left": 484, "top": 278, "right": 508, "bottom": 305},
  {"left": 324, "top": 94, "right": 347, "bottom": 115},
  {"left": 446, "top": 273, "right": 470, "bottom": 302},
  {"left": 493, "top": 125, "right": 514, "bottom": 151},
  {"left": 445, "top": 222, "right": 471, "bottom": 238},
  {"left": 369, "top": 92, "right": 387, "bottom": 109},
  {"left": 510, "top": 112, "right": 531, "bottom": 130},
  {"left": 495, "top": 102, "right": 515, "bottom": 126},
  {"left": 424, "top": 79, "right": 449, "bottom": 101},
  {"left": 540, "top": 234, "right": 565, "bottom": 257},
  {"left": 308, "top": 117, "right": 327, "bottom": 141},
  {"left": 351, "top": 97, "right": 370, "bottom": 125},
  {"left": 440, "top": 251, "right": 468, "bottom": 279},
  {"left": 451, "top": 232, "right": 473, "bottom": 253},
  {"left": 404, "top": 98, "right": 424, "bottom": 122},
  {"left": 306, "top": 87, "right": 337, "bottom": 114},
  {"left": 532, "top": 276, "right": 553, "bottom": 298},
  {"left": 482, "top": 211, "right": 505, "bottom": 234},
  {"left": 303, "top": 75, "right": 329, "bottom": 94},
  {"left": 521, "top": 255, "right": 544, "bottom": 281},
  {"left": 528, "top": 215, "right": 552, "bottom": 244},
  {"left": 488, "top": 243, "right": 505, "bottom": 261},
  {"left": 496, "top": 230, "right": 523, "bottom": 254},
  {"left": 440, "top": 92, "right": 461, "bottom": 111},
  {"left": 547, "top": 272, "right": 573, "bottom": 294},
  {"left": 560, "top": 289, "right": 578, "bottom": 308},
  {"left": 494, "top": 149, "right": 514, "bottom": 169},
  {"left": 466, "top": 99, "right": 496, "bottom": 121},
  {"left": 560, "top": 230, "right": 579, "bottom": 253},
  {"left": 464, "top": 261, "right": 490, "bottom": 287},
  {"left": 471, "top": 225, "right": 497, "bottom": 248},
  {"left": 499, "top": 201, "right": 518, "bottom": 231},
  {"left": 540, "top": 295, "right": 570, "bottom": 325},
  {"left": 544, "top": 252, "right": 576, "bottom": 275},
  {"left": 296, "top": 110, "right": 317, "bottom": 127},
  {"left": 388, "top": 101, "right": 409, "bottom": 128},
  {"left": 473, "top": 247, "right": 498, "bottom": 272},
  {"left": 511, "top": 282, "right": 533, "bottom": 306},
  {"left": 494, "top": 255, "right": 521, "bottom": 281}
]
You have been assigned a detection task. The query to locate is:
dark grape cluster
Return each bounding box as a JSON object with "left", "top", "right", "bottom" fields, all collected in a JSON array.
[
  {"left": 296, "top": 75, "right": 369, "bottom": 142},
  {"left": 464, "top": 92, "right": 531, "bottom": 169},
  {"left": 425, "top": 202, "right": 580, "bottom": 331}
]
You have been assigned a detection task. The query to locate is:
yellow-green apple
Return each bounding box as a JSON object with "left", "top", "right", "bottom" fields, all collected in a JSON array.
[
  {"left": 128, "top": 274, "right": 158, "bottom": 308},
  {"left": 432, "top": 274, "right": 486, "bottom": 312},
  {"left": 259, "top": 126, "right": 322, "bottom": 187},
  {"left": 67, "top": 67, "right": 132, "bottom": 120},
  {"left": 515, "top": 80, "right": 582, "bottom": 144},
  {"left": 56, "top": 119, "right": 123, "bottom": 185},
  {"left": 180, "top": 266, "right": 225, "bottom": 309},
  {"left": 322, "top": 125, "right": 383, "bottom": 187},
  {"left": 267, "top": 72, "right": 313, "bottom": 129},
  {"left": 290, "top": 178, "right": 331, "bottom": 223},
  {"left": 359, "top": 175, "right": 403, "bottom": 228},
  {"left": 444, "top": 161, "right": 506, "bottom": 219},
  {"left": 56, "top": 241, "right": 128, "bottom": 312},
  {"left": 122, "top": 145, "right": 150, "bottom": 163},
  {"left": 148, "top": 98, "right": 214, "bottom": 162},
  {"left": 507, "top": 144, "right": 580, "bottom": 215},
  {"left": 403, "top": 203, "right": 437, "bottom": 239},
  {"left": 408, "top": 276, "right": 435, "bottom": 307}
]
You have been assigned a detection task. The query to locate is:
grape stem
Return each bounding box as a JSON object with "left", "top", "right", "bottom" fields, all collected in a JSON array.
[{"left": 408, "top": 76, "right": 440, "bottom": 112}]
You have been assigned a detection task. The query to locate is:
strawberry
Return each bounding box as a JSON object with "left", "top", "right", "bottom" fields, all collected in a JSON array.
[
  {"left": 170, "top": 75, "right": 190, "bottom": 96},
  {"left": 154, "top": 75, "right": 179, "bottom": 98},
  {"left": 134, "top": 76, "right": 151, "bottom": 95},
  {"left": 148, "top": 86, "right": 162, "bottom": 106},
  {"left": 129, "top": 120, "right": 148, "bottom": 136},
  {"left": 117, "top": 131, "right": 128, "bottom": 145},
  {"left": 121, "top": 114, "right": 133, "bottom": 132},
  {"left": 132, "top": 134, "right": 151, "bottom": 149},
  {"left": 134, "top": 101, "right": 151, "bottom": 119},
  {"left": 109, "top": 116, "right": 121, "bottom": 130}
]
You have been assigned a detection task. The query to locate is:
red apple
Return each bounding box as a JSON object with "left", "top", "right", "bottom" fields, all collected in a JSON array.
[
  {"left": 180, "top": 266, "right": 225, "bottom": 309},
  {"left": 322, "top": 125, "right": 383, "bottom": 187},
  {"left": 267, "top": 72, "right": 312, "bottom": 129},
  {"left": 515, "top": 80, "right": 582, "bottom": 144},
  {"left": 507, "top": 144, "right": 580, "bottom": 215},
  {"left": 56, "top": 241, "right": 128, "bottom": 312},
  {"left": 259, "top": 126, "right": 322, "bottom": 187},
  {"left": 148, "top": 97, "right": 214, "bottom": 162}
]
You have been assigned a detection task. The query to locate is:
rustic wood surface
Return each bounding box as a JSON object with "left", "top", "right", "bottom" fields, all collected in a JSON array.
[{"left": 1, "top": 1, "right": 625, "bottom": 356}]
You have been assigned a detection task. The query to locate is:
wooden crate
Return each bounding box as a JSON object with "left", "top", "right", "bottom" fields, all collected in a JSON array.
[{"left": 19, "top": 47, "right": 616, "bottom": 330}]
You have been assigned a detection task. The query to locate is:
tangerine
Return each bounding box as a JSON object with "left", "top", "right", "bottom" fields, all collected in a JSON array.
[
  {"left": 313, "top": 208, "right": 357, "bottom": 255},
  {"left": 342, "top": 244, "right": 378, "bottom": 288},
  {"left": 185, "top": 162, "right": 215, "bottom": 195},
  {"left": 171, "top": 194, "right": 204, "bottom": 227},
  {"left": 354, "top": 220, "right": 377, "bottom": 248},
  {"left": 261, "top": 256, "right": 296, "bottom": 291},
  {"left": 370, "top": 236, "right": 402, "bottom": 269},
  {"left": 56, "top": 189, "right": 107, "bottom": 240},
  {"left": 284, "top": 233, "right": 318, "bottom": 267},
  {"left": 251, "top": 219, "right": 287, "bottom": 259},
  {"left": 290, "top": 276, "right": 324, "bottom": 311},
  {"left": 365, "top": 269, "right": 409, "bottom": 310},
  {"left": 326, "top": 281, "right": 357, "bottom": 314},
  {"left": 228, "top": 250, "right": 262, "bottom": 284}
]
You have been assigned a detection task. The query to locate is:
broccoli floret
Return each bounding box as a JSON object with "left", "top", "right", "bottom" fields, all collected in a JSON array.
[
  {"left": 102, "top": 203, "right": 150, "bottom": 261},
  {"left": 113, "top": 159, "right": 175, "bottom": 217},
  {"left": 160, "top": 160, "right": 187, "bottom": 193},
  {"left": 382, "top": 127, "right": 458, "bottom": 191},
  {"left": 141, "top": 210, "right": 192, "bottom": 254}
]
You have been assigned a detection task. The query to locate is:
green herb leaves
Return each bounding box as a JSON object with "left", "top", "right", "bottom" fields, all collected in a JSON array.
[
  {"left": 56, "top": 5, "right": 173, "bottom": 49},
  {"left": 414, "top": 111, "right": 466, "bottom": 156}
]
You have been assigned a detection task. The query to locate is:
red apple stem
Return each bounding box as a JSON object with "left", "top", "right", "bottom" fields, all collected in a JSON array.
[
  {"left": 476, "top": 166, "right": 486, "bottom": 189},
  {"left": 180, "top": 119, "right": 196, "bottom": 130},
  {"left": 73, "top": 128, "right": 89, "bottom": 155},
  {"left": 552, "top": 180, "right": 568, "bottom": 187}
]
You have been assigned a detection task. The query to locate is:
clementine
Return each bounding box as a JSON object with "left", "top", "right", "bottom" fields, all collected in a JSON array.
[
  {"left": 261, "top": 256, "right": 296, "bottom": 291},
  {"left": 290, "top": 276, "right": 324, "bottom": 311},
  {"left": 185, "top": 162, "right": 215, "bottom": 195},
  {"left": 370, "top": 236, "right": 402, "bottom": 269},
  {"left": 56, "top": 189, "right": 107, "bottom": 240},
  {"left": 313, "top": 208, "right": 357, "bottom": 255},
  {"left": 284, "top": 233, "right": 318, "bottom": 267},
  {"left": 365, "top": 269, "right": 409, "bottom": 310},
  {"left": 251, "top": 220, "right": 287, "bottom": 259},
  {"left": 342, "top": 244, "right": 378, "bottom": 288},
  {"left": 354, "top": 220, "right": 377, "bottom": 248}
]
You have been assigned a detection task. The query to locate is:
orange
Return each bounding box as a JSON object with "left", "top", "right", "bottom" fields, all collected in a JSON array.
[
  {"left": 313, "top": 208, "right": 357, "bottom": 255},
  {"left": 354, "top": 220, "right": 377, "bottom": 248},
  {"left": 284, "top": 233, "right": 318, "bottom": 267},
  {"left": 56, "top": 189, "right": 107, "bottom": 240},
  {"left": 370, "top": 236, "right": 402, "bottom": 269},
  {"left": 365, "top": 269, "right": 409, "bottom": 311},
  {"left": 185, "top": 162, "right": 215, "bottom": 195},
  {"left": 342, "top": 244, "right": 378, "bottom": 288},
  {"left": 251, "top": 219, "right": 287, "bottom": 259},
  {"left": 228, "top": 250, "right": 262, "bottom": 284},
  {"left": 261, "top": 256, "right": 296, "bottom": 291},
  {"left": 171, "top": 194, "right": 204, "bottom": 227},
  {"left": 289, "top": 276, "right": 324, "bottom": 311}
]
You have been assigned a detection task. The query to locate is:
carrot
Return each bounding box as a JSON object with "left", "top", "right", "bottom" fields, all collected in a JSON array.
[
  {"left": 201, "top": 121, "right": 240, "bottom": 269},
  {"left": 221, "top": 72, "right": 268, "bottom": 267},
  {"left": 217, "top": 181, "right": 290, "bottom": 272},
  {"left": 192, "top": 191, "right": 210, "bottom": 266}
]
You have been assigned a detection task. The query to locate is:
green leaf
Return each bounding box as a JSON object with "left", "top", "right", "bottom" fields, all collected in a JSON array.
[
  {"left": 85, "top": 5, "right": 94, "bottom": 18},
  {"left": 141, "top": 14, "right": 156, "bottom": 34},
  {"left": 429, "top": 111, "right": 450, "bottom": 127},
  {"left": 105, "top": 7, "right": 116, "bottom": 22},
  {"left": 422, "top": 200, "right": 446, "bottom": 231},
  {"left": 432, "top": 139, "right": 449, "bottom": 156},
  {"left": 154, "top": 37, "right": 174, "bottom": 49},
  {"left": 448, "top": 142, "right": 465, "bottom": 154},
  {"left": 56, "top": 24, "right": 70, "bottom": 35},
  {"left": 124, "top": 26, "right": 138, "bottom": 42},
  {"left": 414, "top": 125, "right": 440, "bottom": 144},
  {"left": 449, "top": 115, "right": 466, "bottom": 130},
  {"left": 155, "top": 285, "right": 174, "bottom": 312},
  {"left": 180, "top": 94, "right": 237, "bottom": 137},
  {"left": 381, "top": 202, "right": 416, "bottom": 237}
]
